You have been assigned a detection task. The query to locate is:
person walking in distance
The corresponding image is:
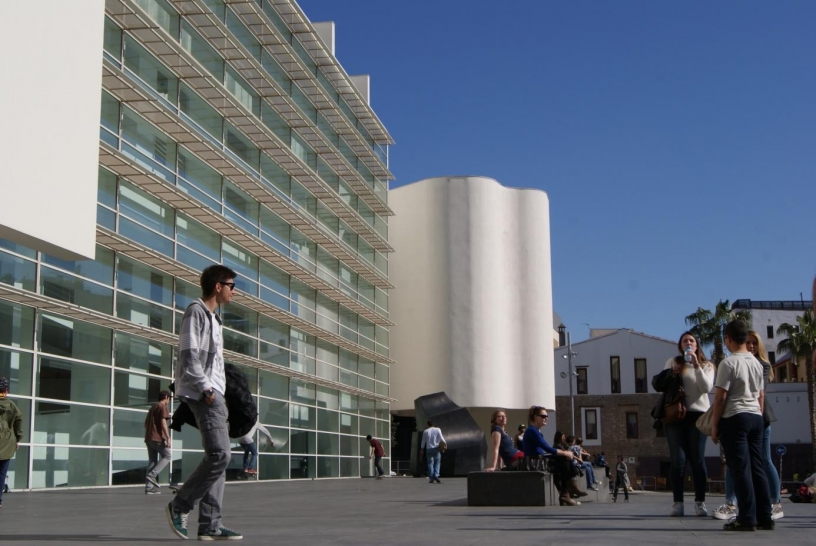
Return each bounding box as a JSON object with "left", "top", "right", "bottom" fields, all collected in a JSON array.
[
  {"left": 420, "top": 420, "right": 445, "bottom": 484},
  {"left": 165, "top": 265, "right": 243, "bottom": 541},
  {"left": 145, "top": 390, "right": 172, "bottom": 494},
  {"left": 0, "top": 377, "right": 23, "bottom": 509},
  {"left": 238, "top": 421, "right": 274, "bottom": 477},
  {"left": 613, "top": 455, "right": 630, "bottom": 503},
  {"left": 366, "top": 435, "right": 385, "bottom": 479}
]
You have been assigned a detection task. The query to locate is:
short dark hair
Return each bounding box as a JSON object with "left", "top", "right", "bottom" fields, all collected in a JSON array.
[
  {"left": 158, "top": 390, "right": 172, "bottom": 401},
  {"left": 427, "top": 420, "right": 434, "bottom": 427},
  {"left": 365, "top": 435, "right": 372, "bottom": 441},
  {"left": 566, "top": 435, "right": 576, "bottom": 444},
  {"left": 724, "top": 319, "right": 749, "bottom": 345},
  {"left": 200, "top": 264, "right": 237, "bottom": 298}
]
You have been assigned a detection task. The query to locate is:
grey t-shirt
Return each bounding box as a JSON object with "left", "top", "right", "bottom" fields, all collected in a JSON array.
[{"left": 714, "top": 351, "right": 764, "bottom": 419}]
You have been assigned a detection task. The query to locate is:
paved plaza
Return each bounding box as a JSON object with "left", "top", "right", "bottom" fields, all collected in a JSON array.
[{"left": 0, "top": 478, "right": 813, "bottom": 545}]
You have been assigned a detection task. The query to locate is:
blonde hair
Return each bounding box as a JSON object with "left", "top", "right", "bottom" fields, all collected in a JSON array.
[
  {"left": 748, "top": 329, "right": 774, "bottom": 381},
  {"left": 490, "top": 409, "right": 507, "bottom": 426}
]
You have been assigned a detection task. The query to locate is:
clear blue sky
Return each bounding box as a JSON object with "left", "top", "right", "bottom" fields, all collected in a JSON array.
[{"left": 300, "top": 1, "right": 816, "bottom": 343}]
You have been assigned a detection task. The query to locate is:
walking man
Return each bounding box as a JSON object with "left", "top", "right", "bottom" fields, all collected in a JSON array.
[
  {"left": 711, "top": 319, "right": 773, "bottom": 531},
  {"left": 145, "top": 389, "right": 172, "bottom": 494},
  {"left": 420, "top": 420, "right": 446, "bottom": 484},
  {"left": 366, "top": 435, "right": 385, "bottom": 479},
  {"left": 165, "top": 265, "right": 242, "bottom": 541},
  {"left": 0, "top": 377, "right": 23, "bottom": 509}
]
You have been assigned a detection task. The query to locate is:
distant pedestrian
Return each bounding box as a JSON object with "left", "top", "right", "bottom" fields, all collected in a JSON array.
[
  {"left": 144, "top": 390, "right": 172, "bottom": 494},
  {"left": 0, "top": 377, "right": 23, "bottom": 509},
  {"left": 366, "top": 435, "right": 385, "bottom": 479},
  {"left": 165, "top": 265, "right": 242, "bottom": 541},
  {"left": 238, "top": 421, "right": 274, "bottom": 476},
  {"left": 515, "top": 425, "right": 526, "bottom": 451},
  {"left": 613, "top": 455, "right": 629, "bottom": 503},
  {"left": 595, "top": 451, "right": 611, "bottom": 480},
  {"left": 420, "top": 420, "right": 446, "bottom": 484}
]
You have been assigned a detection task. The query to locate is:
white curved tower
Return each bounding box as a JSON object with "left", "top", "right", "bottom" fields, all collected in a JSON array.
[{"left": 389, "top": 176, "right": 555, "bottom": 413}]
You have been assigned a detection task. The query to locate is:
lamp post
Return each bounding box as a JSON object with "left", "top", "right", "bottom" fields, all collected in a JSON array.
[{"left": 561, "top": 331, "right": 579, "bottom": 437}]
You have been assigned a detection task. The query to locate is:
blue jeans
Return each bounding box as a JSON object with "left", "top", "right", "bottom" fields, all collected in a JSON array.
[
  {"left": 582, "top": 462, "right": 596, "bottom": 487},
  {"left": 373, "top": 456, "right": 384, "bottom": 476},
  {"left": 665, "top": 411, "right": 708, "bottom": 502},
  {"left": 242, "top": 441, "right": 258, "bottom": 471},
  {"left": 426, "top": 447, "right": 441, "bottom": 481},
  {"left": 720, "top": 412, "right": 772, "bottom": 526},
  {"left": 725, "top": 424, "right": 781, "bottom": 505},
  {"left": 0, "top": 459, "right": 10, "bottom": 504}
]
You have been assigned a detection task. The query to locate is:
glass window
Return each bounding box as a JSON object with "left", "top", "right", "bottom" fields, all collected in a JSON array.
[
  {"left": 133, "top": 0, "right": 179, "bottom": 36},
  {"left": 230, "top": 362, "right": 258, "bottom": 395},
  {"left": 224, "top": 122, "right": 260, "bottom": 171},
  {"left": 40, "top": 266, "right": 113, "bottom": 314},
  {"left": 98, "top": 167, "right": 118, "bottom": 209},
  {"left": 100, "top": 91, "right": 120, "bottom": 135},
  {"left": 261, "top": 101, "right": 290, "bottom": 142},
  {"left": 290, "top": 228, "right": 316, "bottom": 270},
  {"left": 42, "top": 245, "right": 114, "bottom": 286},
  {"left": 178, "top": 147, "right": 222, "bottom": 211},
  {"left": 260, "top": 261, "right": 289, "bottom": 300},
  {"left": 180, "top": 20, "right": 224, "bottom": 80},
  {"left": 316, "top": 248, "right": 339, "bottom": 287},
  {"left": 585, "top": 409, "right": 598, "bottom": 440},
  {"left": 634, "top": 358, "right": 648, "bottom": 393},
  {"left": 626, "top": 412, "right": 639, "bottom": 439},
  {"left": 0, "top": 300, "right": 35, "bottom": 349},
  {"left": 375, "top": 363, "right": 389, "bottom": 384},
  {"left": 258, "top": 398, "right": 288, "bottom": 427},
  {"left": 201, "top": 0, "right": 225, "bottom": 20},
  {"left": 339, "top": 392, "right": 357, "bottom": 413},
  {"left": 261, "top": 2, "right": 291, "bottom": 41},
  {"left": 39, "top": 314, "right": 112, "bottom": 365},
  {"left": 260, "top": 153, "right": 290, "bottom": 198},
  {"left": 113, "top": 447, "right": 167, "bottom": 485},
  {"left": 576, "top": 367, "right": 588, "bottom": 395},
  {"left": 290, "top": 404, "right": 315, "bottom": 430},
  {"left": 117, "top": 292, "right": 175, "bottom": 332},
  {"left": 176, "top": 213, "right": 220, "bottom": 264},
  {"left": 226, "top": 7, "right": 261, "bottom": 60},
  {"left": 224, "top": 182, "right": 260, "bottom": 234},
  {"left": 117, "top": 256, "right": 172, "bottom": 305},
  {"left": 222, "top": 302, "right": 257, "bottom": 336},
  {"left": 291, "top": 83, "right": 316, "bottom": 121},
  {"left": 290, "top": 280, "right": 316, "bottom": 323},
  {"left": 0, "top": 250, "right": 36, "bottom": 292},
  {"left": 316, "top": 296, "right": 338, "bottom": 333},
  {"left": 317, "top": 410, "right": 338, "bottom": 433},
  {"left": 316, "top": 386, "right": 338, "bottom": 410},
  {"left": 32, "top": 445, "right": 109, "bottom": 488},
  {"left": 175, "top": 279, "right": 200, "bottom": 312},
  {"left": 290, "top": 132, "right": 316, "bottom": 170},
  {"left": 259, "top": 208, "right": 290, "bottom": 255},
  {"left": 259, "top": 316, "right": 289, "bottom": 366},
  {"left": 289, "top": 380, "right": 316, "bottom": 405},
  {"left": 610, "top": 356, "right": 621, "bottom": 394},
  {"left": 37, "top": 356, "right": 111, "bottom": 405},
  {"left": 222, "top": 240, "right": 258, "bottom": 294},
  {"left": 179, "top": 83, "right": 222, "bottom": 140},
  {"left": 103, "top": 16, "right": 123, "bottom": 59},
  {"left": 0, "top": 348, "right": 33, "bottom": 397},
  {"left": 339, "top": 434, "right": 358, "bottom": 456},
  {"left": 259, "top": 370, "right": 288, "bottom": 400},
  {"left": 222, "top": 329, "right": 257, "bottom": 358},
  {"left": 114, "top": 370, "right": 166, "bottom": 409},
  {"left": 123, "top": 35, "right": 178, "bottom": 103},
  {"left": 115, "top": 333, "right": 173, "bottom": 376},
  {"left": 120, "top": 107, "right": 177, "bottom": 182},
  {"left": 317, "top": 433, "right": 338, "bottom": 457},
  {"left": 225, "top": 66, "right": 260, "bottom": 115},
  {"left": 119, "top": 181, "right": 175, "bottom": 238},
  {"left": 339, "top": 307, "right": 357, "bottom": 343},
  {"left": 260, "top": 48, "right": 290, "bottom": 89}
]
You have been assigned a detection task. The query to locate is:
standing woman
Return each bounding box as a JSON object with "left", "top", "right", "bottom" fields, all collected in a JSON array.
[
  {"left": 662, "top": 332, "right": 715, "bottom": 517},
  {"left": 522, "top": 407, "right": 576, "bottom": 506},
  {"left": 484, "top": 409, "right": 525, "bottom": 471},
  {"left": 0, "top": 377, "right": 23, "bottom": 509},
  {"left": 747, "top": 330, "right": 784, "bottom": 520}
]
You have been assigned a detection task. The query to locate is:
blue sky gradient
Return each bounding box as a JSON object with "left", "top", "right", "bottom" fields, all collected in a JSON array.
[{"left": 300, "top": 1, "right": 816, "bottom": 342}]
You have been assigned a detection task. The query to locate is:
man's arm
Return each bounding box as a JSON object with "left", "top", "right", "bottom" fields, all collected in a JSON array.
[
  {"left": 759, "top": 389, "right": 765, "bottom": 415},
  {"left": 710, "top": 387, "right": 728, "bottom": 444},
  {"left": 162, "top": 416, "right": 171, "bottom": 447}
]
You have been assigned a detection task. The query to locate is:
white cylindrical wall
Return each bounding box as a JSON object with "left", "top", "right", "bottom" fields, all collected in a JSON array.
[{"left": 389, "top": 176, "right": 555, "bottom": 412}]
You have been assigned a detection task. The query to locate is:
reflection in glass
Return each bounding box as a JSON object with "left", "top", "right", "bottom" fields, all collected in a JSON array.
[
  {"left": 33, "top": 402, "right": 109, "bottom": 446},
  {"left": 115, "top": 333, "right": 173, "bottom": 376},
  {"left": 0, "top": 349, "right": 33, "bottom": 396},
  {"left": 32, "top": 446, "right": 109, "bottom": 489},
  {"left": 113, "top": 408, "right": 150, "bottom": 447}
]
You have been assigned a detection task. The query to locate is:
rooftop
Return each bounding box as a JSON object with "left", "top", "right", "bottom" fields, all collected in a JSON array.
[{"left": 732, "top": 299, "right": 813, "bottom": 311}]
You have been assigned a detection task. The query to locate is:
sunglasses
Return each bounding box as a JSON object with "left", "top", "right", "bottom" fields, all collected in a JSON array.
[
  {"left": 538, "top": 414, "right": 549, "bottom": 419},
  {"left": 219, "top": 282, "right": 236, "bottom": 291}
]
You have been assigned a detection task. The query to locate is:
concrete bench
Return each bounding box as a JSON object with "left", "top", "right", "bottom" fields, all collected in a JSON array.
[{"left": 467, "top": 471, "right": 555, "bottom": 506}]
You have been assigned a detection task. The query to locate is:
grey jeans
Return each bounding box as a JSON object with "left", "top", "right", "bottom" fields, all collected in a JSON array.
[
  {"left": 171, "top": 392, "right": 230, "bottom": 533},
  {"left": 145, "top": 440, "right": 171, "bottom": 487}
]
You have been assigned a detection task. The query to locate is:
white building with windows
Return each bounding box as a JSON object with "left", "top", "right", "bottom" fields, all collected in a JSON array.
[{"left": 0, "top": 0, "right": 394, "bottom": 490}]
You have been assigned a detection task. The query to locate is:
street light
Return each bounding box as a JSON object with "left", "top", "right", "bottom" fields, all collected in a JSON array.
[{"left": 561, "top": 332, "right": 579, "bottom": 437}]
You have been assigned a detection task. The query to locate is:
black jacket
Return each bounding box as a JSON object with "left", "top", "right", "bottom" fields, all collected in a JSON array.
[
  {"left": 170, "top": 363, "right": 258, "bottom": 439},
  {"left": 650, "top": 365, "right": 685, "bottom": 430}
]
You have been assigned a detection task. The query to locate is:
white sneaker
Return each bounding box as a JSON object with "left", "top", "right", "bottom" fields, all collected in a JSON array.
[
  {"left": 771, "top": 503, "right": 784, "bottom": 520},
  {"left": 711, "top": 504, "right": 737, "bottom": 520},
  {"left": 694, "top": 502, "right": 708, "bottom": 517},
  {"left": 670, "top": 502, "right": 684, "bottom": 517},
  {"left": 589, "top": 486, "right": 599, "bottom": 491}
]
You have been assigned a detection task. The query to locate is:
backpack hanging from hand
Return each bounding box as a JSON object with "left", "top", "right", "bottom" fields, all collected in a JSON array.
[{"left": 662, "top": 385, "right": 687, "bottom": 425}]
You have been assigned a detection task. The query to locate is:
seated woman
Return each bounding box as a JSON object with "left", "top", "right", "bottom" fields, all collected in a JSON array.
[
  {"left": 522, "top": 406, "right": 577, "bottom": 506},
  {"left": 484, "top": 409, "right": 525, "bottom": 471}
]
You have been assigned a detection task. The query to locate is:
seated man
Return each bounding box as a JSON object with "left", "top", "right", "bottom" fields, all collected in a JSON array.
[{"left": 567, "top": 436, "right": 599, "bottom": 491}]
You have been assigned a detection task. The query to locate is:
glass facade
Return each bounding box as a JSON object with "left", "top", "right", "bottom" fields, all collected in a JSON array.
[{"left": 1, "top": 0, "right": 393, "bottom": 489}]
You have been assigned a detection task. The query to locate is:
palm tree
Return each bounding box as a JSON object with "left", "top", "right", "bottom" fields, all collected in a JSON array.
[
  {"left": 685, "top": 300, "right": 752, "bottom": 365},
  {"left": 777, "top": 309, "right": 816, "bottom": 470}
]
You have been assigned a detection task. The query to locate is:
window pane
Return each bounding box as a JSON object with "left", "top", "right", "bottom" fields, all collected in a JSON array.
[
  {"left": 259, "top": 208, "right": 290, "bottom": 254},
  {"left": 260, "top": 153, "right": 290, "bottom": 197},
  {"left": 0, "top": 300, "right": 35, "bottom": 349},
  {"left": 100, "top": 90, "right": 120, "bottom": 134},
  {"left": 224, "top": 122, "right": 259, "bottom": 170},
  {"left": 177, "top": 214, "right": 220, "bottom": 260},
  {"left": 114, "top": 369, "right": 166, "bottom": 409},
  {"left": 180, "top": 20, "right": 224, "bottom": 80},
  {"left": 115, "top": 332, "right": 173, "bottom": 376},
  {"left": 225, "top": 66, "right": 259, "bottom": 115},
  {"left": 124, "top": 34, "right": 178, "bottom": 103},
  {"left": 289, "top": 380, "right": 315, "bottom": 405},
  {"left": 0, "top": 348, "right": 33, "bottom": 396},
  {"left": 226, "top": 7, "right": 260, "bottom": 60},
  {"left": 261, "top": 101, "right": 290, "bottom": 141},
  {"left": 224, "top": 182, "right": 259, "bottom": 233},
  {"left": 103, "top": 16, "right": 122, "bottom": 59},
  {"left": 290, "top": 405, "right": 315, "bottom": 430},
  {"left": 121, "top": 107, "right": 177, "bottom": 182},
  {"left": 0, "top": 250, "right": 36, "bottom": 292},
  {"left": 39, "top": 314, "right": 112, "bottom": 365},
  {"left": 179, "top": 83, "right": 222, "bottom": 139},
  {"left": 117, "top": 292, "right": 174, "bottom": 333},
  {"left": 258, "top": 398, "right": 288, "bottom": 427},
  {"left": 259, "top": 370, "right": 288, "bottom": 400},
  {"left": 37, "top": 357, "right": 111, "bottom": 406},
  {"left": 41, "top": 244, "right": 114, "bottom": 285},
  {"left": 32, "top": 445, "right": 109, "bottom": 488},
  {"left": 222, "top": 240, "right": 258, "bottom": 283},
  {"left": 119, "top": 181, "right": 175, "bottom": 238},
  {"left": 222, "top": 303, "right": 258, "bottom": 336},
  {"left": 133, "top": 0, "right": 179, "bottom": 36},
  {"left": 118, "top": 256, "right": 173, "bottom": 305},
  {"left": 178, "top": 148, "right": 222, "bottom": 208},
  {"left": 33, "top": 401, "right": 110, "bottom": 445},
  {"left": 222, "top": 328, "right": 257, "bottom": 358}
]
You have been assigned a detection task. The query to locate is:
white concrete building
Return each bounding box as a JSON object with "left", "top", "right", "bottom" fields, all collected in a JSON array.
[
  {"left": 732, "top": 299, "right": 813, "bottom": 382},
  {"left": 388, "top": 176, "right": 554, "bottom": 419}
]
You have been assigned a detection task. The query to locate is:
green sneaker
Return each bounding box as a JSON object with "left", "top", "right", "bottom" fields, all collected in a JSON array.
[
  {"left": 165, "top": 501, "right": 188, "bottom": 539},
  {"left": 197, "top": 526, "right": 243, "bottom": 541}
]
